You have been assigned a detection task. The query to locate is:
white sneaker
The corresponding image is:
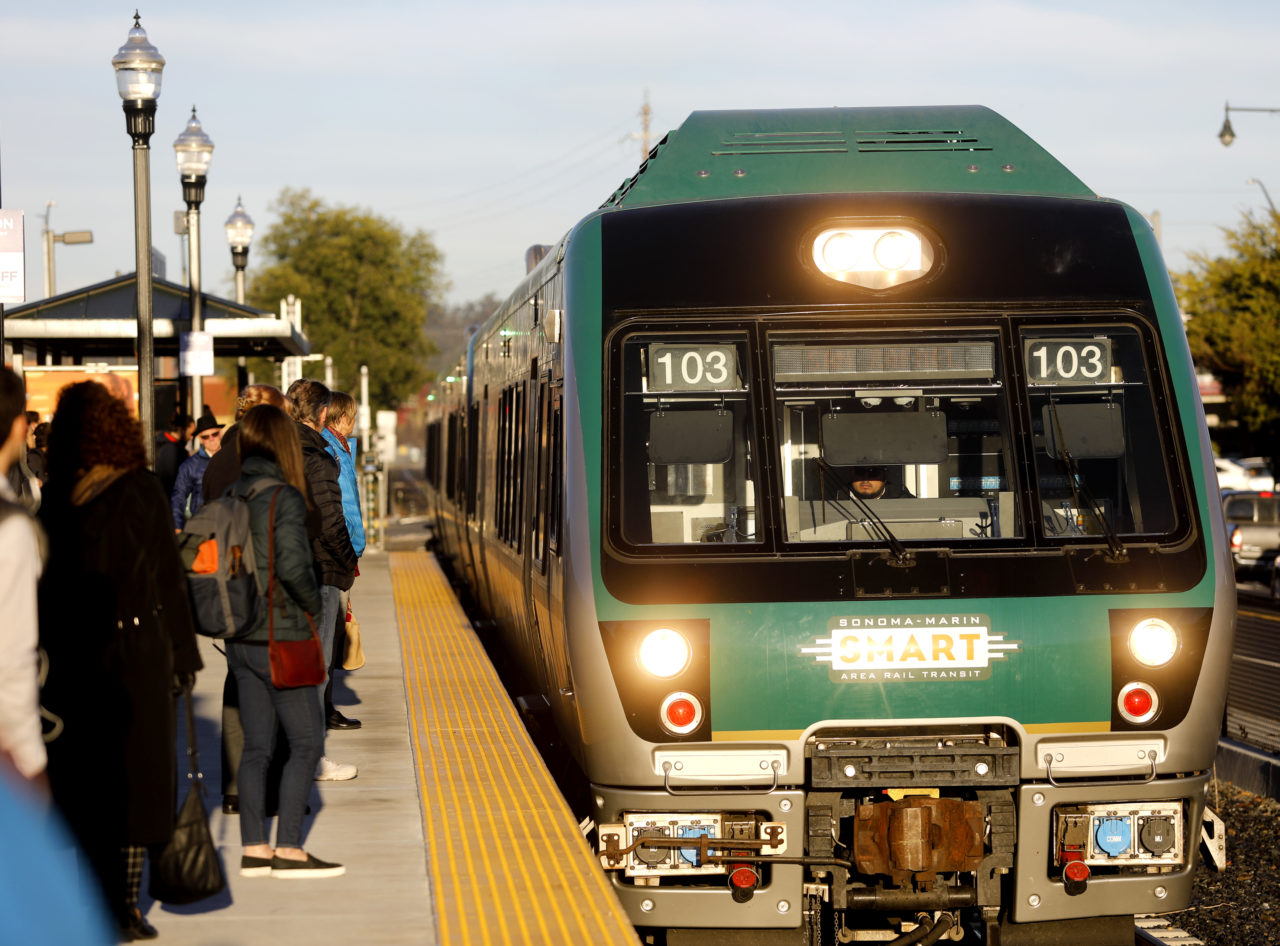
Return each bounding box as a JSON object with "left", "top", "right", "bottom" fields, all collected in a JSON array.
[{"left": 315, "top": 756, "right": 357, "bottom": 781}]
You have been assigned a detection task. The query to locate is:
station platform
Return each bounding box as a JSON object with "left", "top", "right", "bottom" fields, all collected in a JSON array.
[{"left": 146, "top": 540, "right": 638, "bottom": 946}]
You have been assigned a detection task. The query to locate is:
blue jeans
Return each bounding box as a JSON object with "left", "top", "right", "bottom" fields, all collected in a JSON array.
[
  {"left": 227, "top": 641, "right": 324, "bottom": 849},
  {"left": 317, "top": 584, "right": 342, "bottom": 717}
]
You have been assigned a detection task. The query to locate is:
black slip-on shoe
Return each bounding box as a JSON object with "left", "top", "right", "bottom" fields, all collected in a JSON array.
[
  {"left": 270, "top": 853, "right": 345, "bottom": 878},
  {"left": 240, "top": 854, "right": 273, "bottom": 877}
]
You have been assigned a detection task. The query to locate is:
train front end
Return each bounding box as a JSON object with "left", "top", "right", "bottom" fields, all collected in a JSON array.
[{"left": 562, "top": 108, "right": 1233, "bottom": 944}]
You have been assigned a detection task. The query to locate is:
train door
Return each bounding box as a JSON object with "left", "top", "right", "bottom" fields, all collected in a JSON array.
[{"left": 525, "top": 369, "right": 570, "bottom": 703}]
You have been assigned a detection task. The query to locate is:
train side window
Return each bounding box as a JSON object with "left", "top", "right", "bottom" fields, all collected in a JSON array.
[
  {"left": 618, "top": 334, "right": 761, "bottom": 546},
  {"left": 548, "top": 394, "right": 564, "bottom": 556},
  {"left": 465, "top": 399, "right": 480, "bottom": 519}
]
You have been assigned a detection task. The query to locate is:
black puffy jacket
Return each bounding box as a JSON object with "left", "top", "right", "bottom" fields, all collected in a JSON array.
[{"left": 297, "top": 421, "right": 357, "bottom": 590}]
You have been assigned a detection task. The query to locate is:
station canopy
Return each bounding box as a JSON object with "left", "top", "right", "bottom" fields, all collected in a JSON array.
[{"left": 3, "top": 272, "right": 309, "bottom": 362}]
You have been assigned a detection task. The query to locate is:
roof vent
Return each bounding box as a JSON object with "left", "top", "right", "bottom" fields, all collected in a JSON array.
[
  {"left": 854, "top": 129, "right": 991, "bottom": 153},
  {"left": 713, "top": 130, "right": 848, "bottom": 156}
]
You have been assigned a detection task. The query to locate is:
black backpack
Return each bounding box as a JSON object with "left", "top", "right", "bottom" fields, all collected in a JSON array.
[{"left": 178, "top": 480, "right": 282, "bottom": 638}]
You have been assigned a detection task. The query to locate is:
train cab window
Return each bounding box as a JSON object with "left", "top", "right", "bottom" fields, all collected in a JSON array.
[
  {"left": 1021, "top": 326, "right": 1176, "bottom": 538},
  {"left": 771, "top": 334, "right": 1022, "bottom": 543},
  {"left": 618, "top": 335, "right": 761, "bottom": 546}
]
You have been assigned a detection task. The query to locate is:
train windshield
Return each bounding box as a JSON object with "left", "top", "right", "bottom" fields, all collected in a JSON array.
[
  {"left": 1021, "top": 325, "right": 1176, "bottom": 538},
  {"left": 616, "top": 319, "right": 1180, "bottom": 553},
  {"left": 619, "top": 334, "right": 762, "bottom": 545},
  {"left": 774, "top": 332, "right": 1021, "bottom": 543}
]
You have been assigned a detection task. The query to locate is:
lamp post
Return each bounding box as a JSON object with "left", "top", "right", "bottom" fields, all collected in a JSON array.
[
  {"left": 1247, "top": 178, "right": 1278, "bottom": 216},
  {"left": 173, "top": 106, "right": 214, "bottom": 418},
  {"left": 1218, "top": 102, "right": 1280, "bottom": 147},
  {"left": 41, "top": 202, "right": 94, "bottom": 298},
  {"left": 112, "top": 12, "right": 165, "bottom": 463},
  {"left": 224, "top": 197, "right": 253, "bottom": 305},
  {"left": 225, "top": 197, "right": 254, "bottom": 389}
]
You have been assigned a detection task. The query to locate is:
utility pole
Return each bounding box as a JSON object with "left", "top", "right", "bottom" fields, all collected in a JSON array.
[{"left": 639, "top": 89, "right": 652, "bottom": 160}]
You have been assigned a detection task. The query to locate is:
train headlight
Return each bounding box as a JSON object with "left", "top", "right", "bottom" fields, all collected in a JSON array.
[
  {"left": 811, "top": 224, "right": 934, "bottom": 290},
  {"left": 638, "top": 628, "right": 692, "bottom": 678},
  {"left": 1128, "top": 618, "right": 1179, "bottom": 668}
]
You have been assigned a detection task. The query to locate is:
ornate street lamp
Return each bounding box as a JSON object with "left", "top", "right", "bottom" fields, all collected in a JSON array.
[
  {"left": 1219, "top": 102, "right": 1280, "bottom": 147},
  {"left": 225, "top": 197, "right": 254, "bottom": 389},
  {"left": 173, "top": 106, "right": 214, "bottom": 417},
  {"left": 112, "top": 11, "right": 165, "bottom": 463},
  {"left": 224, "top": 197, "right": 254, "bottom": 305}
]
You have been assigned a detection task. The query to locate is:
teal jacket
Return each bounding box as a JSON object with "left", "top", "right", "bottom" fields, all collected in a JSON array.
[{"left": 232, "top": 456, "right": 322, "bottom": 642}]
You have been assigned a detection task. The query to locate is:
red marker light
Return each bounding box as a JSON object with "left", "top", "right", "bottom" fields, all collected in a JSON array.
[
  {"left": 660, "top": 691, "right": 703, "bottom": 735},
  {"left": 730, "top": 866, "right": 758, "bottom": 889},
  {"left": 666, "top": 698, "right": 696, "bottom": 729},
  {"left": 1124, "top": 687, "right": 1153, "bottom": 718}
]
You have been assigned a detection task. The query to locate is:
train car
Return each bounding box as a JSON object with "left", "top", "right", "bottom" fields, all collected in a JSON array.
[{"left": 422, "top": 106, "right": 1233, "bottom": 946}]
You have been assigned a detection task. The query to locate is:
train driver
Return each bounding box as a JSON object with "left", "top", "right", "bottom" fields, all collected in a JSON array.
[{"left": 849, "top": 465, "right": 915, "bottom": 500}]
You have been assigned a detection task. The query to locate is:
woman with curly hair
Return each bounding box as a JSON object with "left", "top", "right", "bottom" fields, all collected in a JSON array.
[{"left": 38, "top": 381, "right": 202, "bottom": 941}]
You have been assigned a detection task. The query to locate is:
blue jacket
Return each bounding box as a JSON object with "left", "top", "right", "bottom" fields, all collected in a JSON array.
[
  {"left": 322, "top": 427, "right": 366, "bottom": 557},
  {"left": 170, "top": 447, "right": 212, "bottom": 526}
]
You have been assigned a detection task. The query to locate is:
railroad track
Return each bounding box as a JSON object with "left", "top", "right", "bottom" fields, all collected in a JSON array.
[{"left": 1135, "top": 915, "right": 1206, "bottom": 945}]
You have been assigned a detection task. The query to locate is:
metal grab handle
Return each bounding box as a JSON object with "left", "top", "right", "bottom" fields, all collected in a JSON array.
[
  {"left": 1043, "top": 750, "right": 1156, "bottom": 787},
  {"left": 662, "top": 759, "right": 781, "bottom": 796}
]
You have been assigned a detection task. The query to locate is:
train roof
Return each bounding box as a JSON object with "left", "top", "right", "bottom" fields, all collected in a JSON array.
[{"left": 602, "top": 106, "right": 1094, "bottom": 208}]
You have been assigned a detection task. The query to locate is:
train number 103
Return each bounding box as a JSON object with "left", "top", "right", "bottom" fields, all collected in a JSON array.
[
  {"left": 1024, "top": 338, "right": 1113, "bottom": 385},
  {"left": 648, "top": 343, "right": 741, "bottom": 392}
]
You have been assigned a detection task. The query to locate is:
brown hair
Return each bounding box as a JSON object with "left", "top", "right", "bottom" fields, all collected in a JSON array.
[
  {"left": 327, "top": 391, "right": 357, "bottom": 425},
  {"left": 47, "top": 381, "right": 146, "bottom": 487},
  {"left": 237, "top": 404, "right": 309, "bottom": 503},
  {"left": 234, "top": 383, "right": 287, "bottom": 422},
  {"left": 285, "top": 378, "right": 330, "bottom": 426}
]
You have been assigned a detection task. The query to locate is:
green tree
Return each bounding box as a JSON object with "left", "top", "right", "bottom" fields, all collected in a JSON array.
[
  {"left": 1175, "top": 212, "right": 1280, "bottom": 468},
  {"left": 247, "top": 188, "right": 447, "bottom": 408}
]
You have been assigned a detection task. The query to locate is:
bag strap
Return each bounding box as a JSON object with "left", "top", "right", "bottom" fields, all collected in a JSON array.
[
  {"left": 181, "top": 685, "right": 203, "bottom": 785},
  {"left": 267, "top": 487, "right": 281, "bottom": 648}
]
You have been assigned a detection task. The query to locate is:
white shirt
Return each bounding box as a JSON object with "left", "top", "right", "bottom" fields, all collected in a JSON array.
[{"left": 0, "top": 475, "right": 46, "bottom": 778}]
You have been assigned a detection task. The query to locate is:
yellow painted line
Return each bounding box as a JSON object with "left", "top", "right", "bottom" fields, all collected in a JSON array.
[
  {"left": 392, "top": 551, "right": 638, "bottom": 946},
  {"left": 712, "top": 729, "right": 804, "bottom": 741},
  {"left": 1024, "top": 721, "right": 1111, "bottom": 733},
  {"left": 1238, "top": 608, "right": 1280, "bottom": 623}
]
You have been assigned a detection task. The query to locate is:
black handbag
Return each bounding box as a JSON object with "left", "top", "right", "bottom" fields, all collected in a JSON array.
[{"left": 148, "top": 686, "right": 227, "bottom": 905}]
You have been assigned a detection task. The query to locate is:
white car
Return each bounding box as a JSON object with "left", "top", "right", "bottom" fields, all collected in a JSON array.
[
  {"left": 1215, "top": 458, "right": 1252, "bottom": 492},
  {"left": 1236, "top": 457, "right": 1276, "bottom": 491}
]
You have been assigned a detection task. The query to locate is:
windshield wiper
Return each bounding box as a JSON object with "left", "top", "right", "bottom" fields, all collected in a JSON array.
[
  {"left": 1044, "top": 397, "right": 1128, "bottom": 563},
  {"left": 815, "top": 457, "right": 914, "bottom": 567}
]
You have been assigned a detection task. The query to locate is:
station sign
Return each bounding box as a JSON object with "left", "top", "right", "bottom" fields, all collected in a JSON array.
[
  {"left": 0, "top": 209, "right": 25, "bottom": 304},
  {"left": 180, "top": 331, "right": 215, "bottom": 376}
]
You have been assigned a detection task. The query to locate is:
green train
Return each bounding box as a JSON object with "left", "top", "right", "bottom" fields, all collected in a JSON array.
[{"left": 423, "top": 106, "right": 1233, "bottom": 945}]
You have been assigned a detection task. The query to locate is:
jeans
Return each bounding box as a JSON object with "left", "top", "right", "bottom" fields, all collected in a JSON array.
[
  {"left": 317, "top": 584, "right": 342, "bottom": 717},
  {"left": 227, "top": 641, "right": 324, "bottom": 849}
]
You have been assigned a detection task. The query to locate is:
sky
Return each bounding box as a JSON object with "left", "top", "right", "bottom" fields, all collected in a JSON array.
[{"left": 3, "top": 0, "right": 1280, "bottom": 315}]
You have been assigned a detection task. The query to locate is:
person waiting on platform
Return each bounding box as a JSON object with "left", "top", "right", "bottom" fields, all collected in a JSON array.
[
  {"left": 228, "top": 404, "right": 344, "bottom": 879},
  {"left": 170, "top": 416, "right": 222, "bottom": 528},
  {"left": 37, "top": 380, "right": 202, "bottom": 940}
]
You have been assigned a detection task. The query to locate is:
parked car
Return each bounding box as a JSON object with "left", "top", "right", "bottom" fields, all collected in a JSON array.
[
  {"left": 1236, "top": 456, "right": 1276, "bottom": 491},
  {"left": 1223, "top": 490, "right": 1280, "bottom": 581},
  {"left": 1215, "top": 458, "right": 1251, "bottom": 491}
]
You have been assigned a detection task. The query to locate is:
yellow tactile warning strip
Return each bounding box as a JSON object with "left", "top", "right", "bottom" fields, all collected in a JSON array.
[{"left": 391, "top": 550, "right": 640, "bottom": 946}]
